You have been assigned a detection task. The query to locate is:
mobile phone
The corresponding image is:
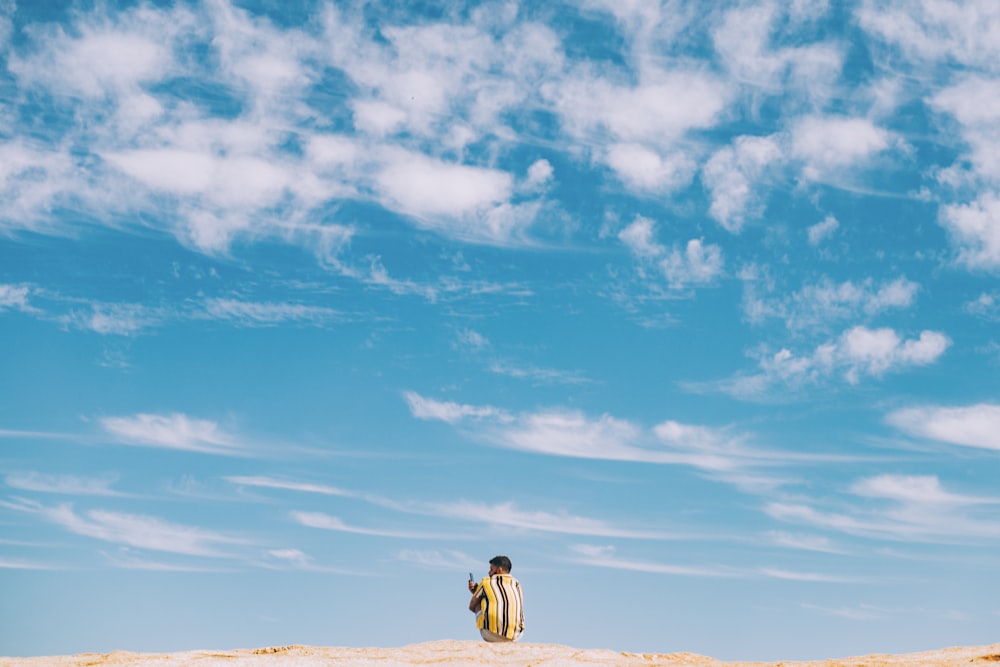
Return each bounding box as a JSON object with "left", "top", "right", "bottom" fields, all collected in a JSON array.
[{"left": 468, "top": 571, "right": 474, "bottom": 583}]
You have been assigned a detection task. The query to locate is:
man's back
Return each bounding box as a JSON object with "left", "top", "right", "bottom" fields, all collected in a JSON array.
[{"left": 475, "top": 573, "right": 524, "bottom": 641}]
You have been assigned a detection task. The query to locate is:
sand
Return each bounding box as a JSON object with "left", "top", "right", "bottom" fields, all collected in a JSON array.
[{"left": 3, "top": 641, "right": 1000, "bottom": 667}]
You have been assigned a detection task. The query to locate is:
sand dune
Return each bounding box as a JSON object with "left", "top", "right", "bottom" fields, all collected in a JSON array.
[{"left": 3, "top": 641, "right": 1000, "bottom": 666}]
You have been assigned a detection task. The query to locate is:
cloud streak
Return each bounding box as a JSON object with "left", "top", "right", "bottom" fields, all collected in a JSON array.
[
  {"left": 2, "top": 498, "right": 248, "bottom": 557},
  {"left": 101, "top": 413, "right": 246, "bottom": 455},
  {"left": 766, "top": 474, "right": 1000, "bottom": 544},
  {"left": 404, "top": 391, "right": 850, "bottom": 475},
  {"left": 886, "top": 403, "right": 1000, "bottom": 452}
]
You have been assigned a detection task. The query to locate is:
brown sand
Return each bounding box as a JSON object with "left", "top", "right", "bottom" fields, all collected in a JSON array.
[{"left": 2, "top": 640, "right": 999, "bottom": 666}]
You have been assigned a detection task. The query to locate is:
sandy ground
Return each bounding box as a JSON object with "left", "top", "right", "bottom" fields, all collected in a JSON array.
[{"left": 3, "top": 641, "right": 1000, "bottom": 667}]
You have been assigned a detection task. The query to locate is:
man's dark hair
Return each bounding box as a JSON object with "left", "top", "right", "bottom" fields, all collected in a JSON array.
[{"left": 490, "top": 555, "right": 512, "bottom": 572}]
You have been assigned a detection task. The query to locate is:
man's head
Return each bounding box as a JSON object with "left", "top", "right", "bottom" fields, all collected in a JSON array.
[{"left": 489, "top": 555, "right": 512, "bottom": 574}]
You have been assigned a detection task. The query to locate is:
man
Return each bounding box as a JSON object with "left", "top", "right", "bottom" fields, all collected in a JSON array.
[{"left": 467, "top": 555, "right": 524, "bottom": 642}]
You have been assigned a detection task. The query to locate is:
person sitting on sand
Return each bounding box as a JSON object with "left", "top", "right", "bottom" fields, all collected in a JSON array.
[{"left": 467, "top": 555, "right": 524, "bottom": 642}]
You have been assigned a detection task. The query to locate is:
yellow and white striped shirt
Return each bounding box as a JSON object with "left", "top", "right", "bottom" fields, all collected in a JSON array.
[{"left": 474, "top": 573, "right": 524, "bottom": 640}]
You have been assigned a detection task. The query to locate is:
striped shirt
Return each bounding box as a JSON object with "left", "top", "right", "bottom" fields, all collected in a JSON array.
[{"left": 474, "top": 573, "right": 524, "bottom": 640}]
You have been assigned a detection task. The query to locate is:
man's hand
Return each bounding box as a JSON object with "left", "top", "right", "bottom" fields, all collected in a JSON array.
[{"left": 467, "top": 579, "right": 477, "bottom": 593}]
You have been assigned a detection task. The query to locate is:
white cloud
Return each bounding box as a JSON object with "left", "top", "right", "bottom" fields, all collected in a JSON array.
[
  {"left": 931, "top": 77, "right": 1000, "bottom": 183},
  {"left": 4, "top": 473, "right": 122, "bottom": 497},
  {"left": 766, "top": 531, "right": 844, "bottom": 554},
  {"left": 605, "top": 144, "right": 695, "bottom": 193},
  {"left": 0, "top": 141, "right": 82, "bottom": 233},
  {"left": 2, "top": 498, "right": 246, "bottom": 557},
  {"left": 524, "top": 159, "right": 553, "bottom": 190},
  {"left": 851, "top": 475, "right": 992, "bottom": 506},
  {"left": 569, "top": 544, "right": 739, "bottom": 577},
  {"left": 713, "top": 2, "right": 841, "bottom": 100},
  {"left": 838, "top": 326, "right": 949, "bottom": 382},
  {"left": 545, "top": 66, "right": 730, "bottom": 194},
  {"left": 0, "top": 558, "right": 67, "bottom": 571},
  {"left": 207, "top": 0, "right": 313, "bottom": 106},
  {"left": 619, "top": 217, "right": 724, "bottom": 289},
  {"left": 404, "top": 391, "right": 817, "bottom": 474},
  {"left": 702, "top": 134, "right": 783, "bottom": 232},
  {"left": 550, "top": 69, "right": 730, "bottom": 147},
  {"left": 790, "top": 115, "right": 892, "bottom": 180},
  {"left": 290, "top": 511, "right": 446, "bottom": 539},
  {"left": 427, "top": 501, "right": 670, "bottom": 539},
  {"left": 374, "top": 151, "right": 512, "bottom": 219},
  {"left": 455, "top": 328, "right": 490, "bottom": 352},
  {"left": 808, "top": 214, "right": 839, "bottom": 245},
  {"left": 487, "top": 360, "right": 591, "bottom": 385},
  {"left": 101, "top": 413, "right": 244, "bottom": 455},
  {"left": 660, "top": 239, "right": 725, "bottom": 289},
  {"left": 939, "top": 194, "right": 1000, "bottom": 270},
  {"left": 759, "top": 568, "right": 862, "bottom": 584},
  {"left": 766, "top": 474, "right": 1000, "bottom": 542},
  {"left": 9, "top": 21, "right": 173, "bottom": 98},
  {"left": 965, "top": 291, "right": 1000, "bottom": 320},
  {"left": 488, "top": 409, "right": 644, "bottom": 461},
  {"left": 372, "top": 149, "right": 525, "bottom": 244},
  {"left": 101, "top": 149, "right": 295, "bottom": 250},
  {"left": 61, "top": 302, "right": 163, "bottom": 336},
  {"left": 226, "top": 476, "right": 352, "bottom": 497},
  {"left": 202, "top": 298, "right": 337, "bottom": 327},
  {"left": 886, "top": 403, "right": 1000, "bottom": 451},
  {"left": 396, "top": 549, "right": 478, "bottom": 571},
  {"left": 0, "top": 284, "right": 32, "bottom": 312},
  {"left": 717, "top": 326, "right": 950, "bottom": 398},
  {"left": 618, "top": 215, "right": 662, "bottom": 259},
  {"left": 404, "top": 391, "right": 512, "bottom": 425},
  {"left": 857, "top": 0, "right": 1000, "bottom": 72}
]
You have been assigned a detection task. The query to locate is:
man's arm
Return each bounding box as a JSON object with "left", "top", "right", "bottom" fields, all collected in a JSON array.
[{"left": 468, "top": 580, "right": 481, "bottom": 612}]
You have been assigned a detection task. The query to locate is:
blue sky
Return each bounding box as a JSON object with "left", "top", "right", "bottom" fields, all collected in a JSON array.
[{"left": 2, "top": 0, "right": 1000, "bottom": 661}]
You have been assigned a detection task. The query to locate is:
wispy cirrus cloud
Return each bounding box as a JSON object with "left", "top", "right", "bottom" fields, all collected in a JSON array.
[
  {"left": 759, "top": 568, "right": 868, "bottom": 584},
  {"left": 404, "top": 391, "right": 848, "bottom": 475},
  {"left": 422, "top": 500, "right": 675, "bottom": 539},
  {"left": 886, "top": 403, "right": 1000, "bottom": 452},
  {"left": 487, "top": 360, "right": 592, "bottom": 385},
  {"left": 3, "top": 289, "right": 345, "bottom": 337},
  {"left": 403, "top": 391, "right": 512, "bottom": 425},
  {"left": 226, "top": 476, "right": 352, "bottom": 497},
  {"left": 395, "top": 549, "right": 479, "bottom": 571},
  {"left": 765, "top": 531, "right": 846, "bottom": 555},
  {"left": 4, "top": 472, "right": 123, "bottom": 497},
  {"left": 766, "top": 474, "right": 1000, "bottom": 543},
  {"left": 0, "top": 284, "right": 35, "bottom": 312},
  {"left": 290, "top": 511, "right": 450, "bottom": 540},
  {"left": 743, "top": 275, "right": 921, "bottom": 332},
  {"left": 59, "top": 302, "right": 165, "bottom": 336},
  {"left": 0, "top": 558, "right": 68, "bottom": 571},
  {"left": 101, "top": 413, "right": 246, "bottom": 455},
  {"left": 254, "top": 548, "right": 359, "bottom": 574},
  {"left": 201, "top": 298, "right": 339, "bottom": 327},
  {"left": 453, "top": 329, "right": 592, "bottom": 385},
  {"left": 229, "top": 472, "right": 676, "bottom": 541},
  {"left": 569, "top": 544, "right": 740, "bottom": 577},
  {"left": 1, "top": 498, "right": 248, "bottom": 557}
]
